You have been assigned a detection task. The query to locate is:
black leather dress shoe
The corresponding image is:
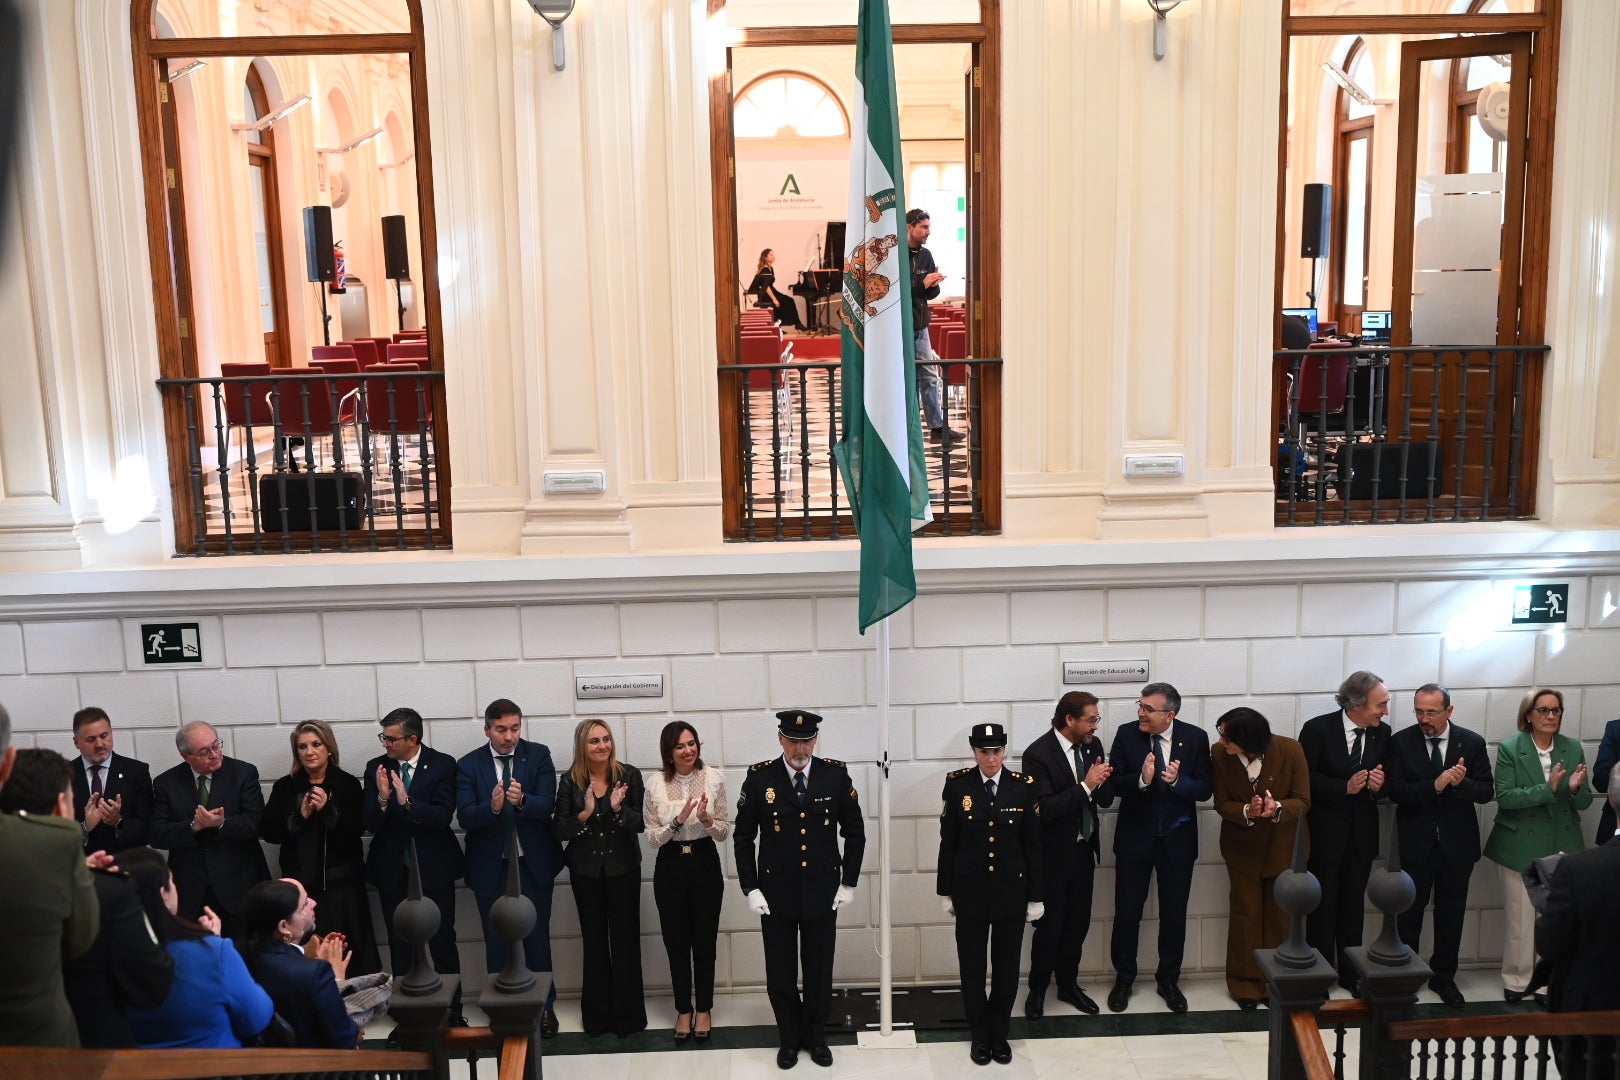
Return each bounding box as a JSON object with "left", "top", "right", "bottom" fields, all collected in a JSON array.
[
  {"left": 540, "top": 1007, "right": 559, "bottom": 1039},
  {"left": 1024, "top": 988, "right": 1045, "bottom": 1019},
  {"left": 991, "top": 1041, "right": 1014, "bottom": 1065},
  {"left": 1235, "top": 998, "right": 1259, "bottom": 1011},
  {"left": 1429, "top": 979, "right": 1465, "bottom": 1008},
  {"left": 1055, "top": 985, "right": 1101, "bottom": 1015},
  {"left": 1533, "top": 992, "right": 1548, "bottom": 1009},
  {"left": 970, "top": 1041, "right": 993, "bottom": 1066},
  {"left": 808, "top": 1044, "right": 833, "bottom": 1067},
  {"left": 1156, "top": 983, "right": 1189, "bottom": 1014},
  {"left": 777, "top": 1046, "right": 798, "bottom": 1070},
  {"left": 1504, "top": 987, "right": 1528, "bottom": 1003},
  {"left": 1107, "top": 980, "right": 1132, "bottom": 1013}
]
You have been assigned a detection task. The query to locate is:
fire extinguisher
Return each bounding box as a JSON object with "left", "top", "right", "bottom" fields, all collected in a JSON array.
[{"left": 332, "top": 241, "right": 347, "bottom": 293}]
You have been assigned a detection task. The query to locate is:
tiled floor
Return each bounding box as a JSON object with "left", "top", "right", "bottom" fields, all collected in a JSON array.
[{"left": 374, "top": 969, "right": 1560, "bottom": 1078}]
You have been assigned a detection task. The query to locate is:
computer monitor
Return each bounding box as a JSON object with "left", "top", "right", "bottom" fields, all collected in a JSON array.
[
  {"left": 1282, "top": 307, "right": 1318, "bottom": 335},
  {"left": 1360, "top": 309, "right": 1392, "bottom": 344}
]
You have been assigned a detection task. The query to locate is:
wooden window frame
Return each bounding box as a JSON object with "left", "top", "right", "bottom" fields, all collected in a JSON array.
[
  {"left": 243, "top": 63, "right": 291, "bottom": 370},
  {"left": 130, "top": 0, "right": 449, "bottom": 554},
  {"left": 733, "top": 71, "right": 852, "bottom": 140},
  {"left": 1330, "top": 38, "right": 1374, "bottom": 332}
]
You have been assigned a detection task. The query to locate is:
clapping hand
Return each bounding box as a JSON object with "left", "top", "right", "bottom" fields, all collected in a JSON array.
[
  {"left": 1548, "top": 762, "right": 1567, "bottom": 792},
  {"left": 301, "top": 787, "right": 328, "bottom": 819},
  {"left": 676, "top": 793, "right": 701, "bottom": 826},
  {"left": 192, "top": 804, "right": 224, "bottom": 831},
  {"left": 1366, "top": 764, "right": 1386, "bottom": 793},
  {"left": 1260, "top": 789, "right": 1280, "bottom": 819},
  {"left": 1085, "top": 761, "right": 1113, "bottom": 789},
  {"left": 1246, "top": 794, "right": 1266, "bottom": 820},
  {"left": 199, "top": 906, "right": 222, "bottom": 936},
  {"left": 85, "top": 850, "right": 117, "bottom": 872},
  {"left": 695, "top": 792, "right": 713, "bottom": 827},
  {"left": 1140, "top": 751, "right": 1157, "bottom": 785},
  {"left": 1435, "top": 761, "right": 1467, "bottom": 792},
  {"left": 579, "top": 785, "right": 597, "bottom": 822},
  {"left": 609, "top": 781, "right": 629, "bottom": 812},
  {"left": 1347, "top": 769, "right": 1370, "bottom": 795},
  {"left": 316, "top": 932, "right": 351, "bottom": 980},
  {"left": 375, "top": 764, "right": 394, "bottom": 802},
  {"left": 491, "top": 781, "right": 507, "bottom": 813},
  {"left": 1568, "top": 763, "right": 1588, "bottom": 793},
  {"left": 1162, "top": 758, "right": 1183, "bottom": 785},
  {"left": 505, "top": 779, "right": 524, "bottom": 808}
]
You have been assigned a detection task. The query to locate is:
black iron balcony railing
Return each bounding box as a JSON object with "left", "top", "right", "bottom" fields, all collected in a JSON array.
[
  {"left": 718, "top": 357, "right": 1003, "bottom": 542},
  {"left": 1273, "top": 344, "right": 1550, "bottom": 526},
  {"left": 155, "top": 370, "right": 448, "bottom": 555}
]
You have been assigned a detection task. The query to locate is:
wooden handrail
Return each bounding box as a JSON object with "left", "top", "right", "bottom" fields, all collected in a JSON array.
[
  {"left": 1317, "top": 998, "right": 1371, "bottom": 1025},
  {"left": 1386, "top": 1009, "right": 1620, "bottom": 1041},
  {"left": 0, "top": 1047, "right": 433, "bottom": 1080},
  {"left": 1291, "top": 1009, "right": 1339, "bottom": 1080},
  {"left": 498, "top": 1034, "right": 530, "bottom": 1080}
]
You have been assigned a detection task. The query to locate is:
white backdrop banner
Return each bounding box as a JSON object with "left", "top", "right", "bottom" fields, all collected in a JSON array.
[{"left": 738, "top": 158, "right": 850, "bottom": 220}]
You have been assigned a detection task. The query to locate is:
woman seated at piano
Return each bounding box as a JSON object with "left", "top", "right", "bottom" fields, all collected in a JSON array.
[{"left": 745, "top": 249, "right": 802, "bottom": 329}]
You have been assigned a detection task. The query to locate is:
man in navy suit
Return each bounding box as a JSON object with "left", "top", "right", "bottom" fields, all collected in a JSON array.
[
  {"left": 456, "top": 698, "right": 565, "bottom": 1039},
  {"left": 1299, "top": 670, "right": 1391, "bottom": 987},
  {"left": 150, "top": 721, "right": 270, "bottom": 938},
  {"left": 1105, "top": 681, "right": 1212, "bottom": 1014},
  {"left": 70, "top": 707, "right": 152, "bottom": 854},
  {"left": 364, "top": 706, "right": 466, "bottom": 1021},
  {"left": 1592, "top": 717, "right": 1620, "bottom": 845}
]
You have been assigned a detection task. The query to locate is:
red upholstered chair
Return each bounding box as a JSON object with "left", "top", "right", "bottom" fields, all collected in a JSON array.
[
  {"left": 392, "top": 330, "right": 428, "bottom": 342},
  {"left": 343, "top": 339, "right": 381, "bottom": 368},
  {"left": 740, "top": 333, "right": 787, "bottom": 391},
  {"left": 941, "top": 326, "right": 968, "bottom": 386},
  {"left": 387, "top": 342, "right": 429, "bottom": 363},
  {"left": 311, "top": 344, "right": 356, "bottom": 363},
  {"left": 220, "top": 361, "right": 273, "bottom": 470}
]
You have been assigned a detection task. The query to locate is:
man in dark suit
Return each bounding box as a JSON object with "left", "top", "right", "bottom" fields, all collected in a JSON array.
[
  {"left": 150, "top": 721, "right": 270, "bottom": 938},
  {"left": 1299, "top": 670, "right": 1391, "bottom": 986},
  {"left": 1105, "top": 681, "right": 1212, "bottom": 1014},
  {"left": 1592, "top": 717, "right": 1619, "bottom": 845},
  {"left": 1535, "top": 771, "right": 1620, "bottom": 1079},
  {"left": 70, "top": 706, "right": 152, "bottom": 854},
  {"left": 455, "top": 697, "right": 565, "bottom": 1038},
  {"left": 1020, "top": 690, "right": 1113, "bottom": 1018},
  {"left": 1385, "top": 683, "right": 1493, "bottom": 1007},
  {"left": 0, "top": 745, "right": 173, "bottom": 1047},
  {"left": 734, "top": 709, "right": 865, "bottom": 1071},
  {"left": 939, "top": 722, "right": 1044, "bottom": 1066},
  {"left": 363, "top": 706, "right": 466, "bottom": 1021}
]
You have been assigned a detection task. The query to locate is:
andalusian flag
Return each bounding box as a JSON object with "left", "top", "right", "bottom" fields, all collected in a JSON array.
[{"left": 834, "top": 0, "right": 932, "bottom": 634}]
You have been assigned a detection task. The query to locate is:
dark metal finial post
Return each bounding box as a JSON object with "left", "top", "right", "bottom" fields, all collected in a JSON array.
[
  {"left": 1344, "top": 812, "right": 1429, "bottom": 1080},
  {"left": 1257, "top": 814, "right": 1337, "bottom": 1080},
  {"left": 1272, "top": 810, "right": 1322, "bottom": 970},
  {"left": 396, "top": 838, "right": 443, "bottom": 997},
  {"left": 1364, "top": 811, "right": 1415, "bottom": 966},
  {"left": 479, "top": 825, "right": 549, "bottom": 1080}
]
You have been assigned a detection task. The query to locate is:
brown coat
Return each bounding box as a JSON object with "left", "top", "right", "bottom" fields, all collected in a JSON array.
[{"left": 1213, "top": 735, "right": 1311, "bottom": 879}]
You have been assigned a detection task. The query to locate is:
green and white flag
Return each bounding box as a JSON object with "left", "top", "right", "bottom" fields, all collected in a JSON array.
[{"left": 834, "top": 0, "right": 932, "bottom": 634}]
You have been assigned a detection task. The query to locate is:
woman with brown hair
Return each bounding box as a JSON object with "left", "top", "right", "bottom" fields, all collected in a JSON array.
[
  {"left": 645, "top": 720, "right": 729, "bottom": 1045},
  {"left": 553, "top": 719, "right": 646, "bottom": 1037},
  {"left": 745, "top": 248, "right": 802, "bottom": 328},
  {"left": 261, "top": 719, "right": 380, "bottom": 975}
]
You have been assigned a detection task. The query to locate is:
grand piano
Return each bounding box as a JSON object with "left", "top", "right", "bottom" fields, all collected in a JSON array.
[{"left": 790, "top": 222, "right": 845, "bottom": 332}]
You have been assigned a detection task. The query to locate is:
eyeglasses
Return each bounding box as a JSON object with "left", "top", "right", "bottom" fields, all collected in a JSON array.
[
  {"left": 377, "top": 733, "right": 412, "bottom": 745},
  {"left": 1530, "top": 706, "right": 1564, "bottom": 718},
  {"left": 1136, "top": 702, "right": 1173, "bottom": 715},
  {"left": 184, "top": 740, "right": 224, "bottom": 757},
  {"left": 1413, "top": 708, "right": 1448, "bottom": 720}
]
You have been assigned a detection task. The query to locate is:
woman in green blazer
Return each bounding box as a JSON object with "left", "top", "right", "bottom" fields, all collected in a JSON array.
[{"left": 1482, "top": 688, "right": 1592, "bottom": 1002}]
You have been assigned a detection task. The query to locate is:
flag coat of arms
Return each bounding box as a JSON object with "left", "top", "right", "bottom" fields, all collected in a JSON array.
[{"left": 834, "top": 0, "right": 933, "bottom": 634}]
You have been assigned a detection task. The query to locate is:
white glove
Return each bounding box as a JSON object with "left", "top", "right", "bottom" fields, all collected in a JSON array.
[
  {"left": 1026, "top": 902, "right": 1045, "bottom": 923},
  {"left": 942, "top": 897, "right": 955, "bottom": 917},
  {"left": 747, "top": 888, "right": 771, "bottom": 916},
  {"left": 833, "top": 884, "right": 856, "bottom": 911}
]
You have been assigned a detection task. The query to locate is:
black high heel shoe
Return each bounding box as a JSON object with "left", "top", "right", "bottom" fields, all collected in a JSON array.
[
  {"left": 694, "top": 1011, "right": 712, "bottom": 1044},
  {"left": 674, "top": 1010, "right": 694, "bottom": 1046}
]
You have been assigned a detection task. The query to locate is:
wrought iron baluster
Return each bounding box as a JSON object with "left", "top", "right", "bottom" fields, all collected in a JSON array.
[
  {"left": 1507, "top": 351, "right": 1528, "bottom": 520},
  {"left": 827, "top": 363, "right": 843, "bottom": 540},
  {"left": 385, "top": 375, "right": 407, "bottom": 548},
  {"left": 326, "top": 378, "right": 352, "bottom": 552},
  {"left": 1481, "top": 349, "right": 1500, "bottom": 520},
  {"left": 739, "top": 369, "right": 757, "bottom": 542},
  {"left": 268, "top": 382, "right": 293, "bottom": 553},
  {"left": 299, "top": 378, "right": 322, "bottom": 551},
  {"left": 416, "top": 376, "right": 437, "bottom": 549},
  {"left": 1425, "top": 351, "right": 1444, "bottom": 524},
  {"left": 1451, "top": 350, "right": 1472, "bottom": 519},
  {"left": 1332, "top": 1023, "right": 1347, "bottom": 1080},
  {"left": 770, "top": 367, "right": 785, "bottom": 541},
  {"left": 797, "top": 364, "right": 812, "bottom": 539},
  {"left": 181, "top": 385, "right": 207, "bottom": 556},
  {"left": 356, "top": 375, "right": 379, "bottom": 551},
  {"left": 968, "top": 363, "right": 984, "bottom": 535},
  {"left": 1418, "top": 1036, "right": 1432, "bottom": 1080},
  {"left": 207, "top": 378, "right": 236, "bottom": 554},
  {"left": 238, "top": 379, "right": 264, "bottom": 555}
]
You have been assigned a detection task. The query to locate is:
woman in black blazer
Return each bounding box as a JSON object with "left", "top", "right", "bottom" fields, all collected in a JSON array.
[
  {"left": 261, "top": 720, "right": 380, "bottom": 976},
  {"left": 554, "top": 719, "right": 646, "bottom": 1037}
]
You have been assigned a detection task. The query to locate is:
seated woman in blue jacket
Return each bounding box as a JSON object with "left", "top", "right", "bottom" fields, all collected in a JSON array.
[
  {"left": 239, "top": 878, "right": 361, "bottom": 1049},
  {"left": 119, "top": 847, "right": 273, "bottom": 1049}
]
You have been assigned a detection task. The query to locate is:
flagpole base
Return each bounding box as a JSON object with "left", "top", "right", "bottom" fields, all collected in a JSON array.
[{"left": 856, "top": 1029, "right": 918, "bottom": 1049}]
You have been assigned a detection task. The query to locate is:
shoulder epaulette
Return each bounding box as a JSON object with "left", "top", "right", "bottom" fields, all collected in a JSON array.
[
  {"left": 948, "top": 766, "right": 974, "bottom": 779},
  {"left": 821, "top": 757, "right": 846, "bottom": 770},
  {"left": 750, "top": 759, "right": 776, "bottom": 772}
]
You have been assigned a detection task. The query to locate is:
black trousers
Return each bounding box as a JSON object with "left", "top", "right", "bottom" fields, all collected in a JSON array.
[
  {"left": 1397, "top": 855, "right": 1473, "bottom": 979},
  {"left": 653, "top": 838, "right": 723, "bottom": 1013},
  {"left": 1027, "top": 839, "right": 1093, "bottom": 993},
  {"left": 1307, "top": 848, "right": 1373, "bottom": 975},
  {"left": 1110, "top": 838, "right": 1194, "bottom": 985},
  {"left": 473, "top": 859, "right": 556, "bottom": 1005},
  {"left": 377, "top": 879, "right": 462, "bottom": 1013},
  {"left": 571, "top": 871, "right": 646, "bottom": 1036},
  {"left": 761, "top": 910, "right": 837, "bottom": 1051},
  {"left": 957, "top": 913, "right": 1026, "bottom": 1048}
]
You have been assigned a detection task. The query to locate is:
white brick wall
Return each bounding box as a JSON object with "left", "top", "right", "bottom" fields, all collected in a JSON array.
[{"left": 0, "top": 566, "right": 1615, "bottom": 1002}]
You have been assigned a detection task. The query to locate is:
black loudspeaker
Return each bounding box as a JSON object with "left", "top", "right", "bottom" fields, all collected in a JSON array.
[
  {"left": 1301, "top": 183, "right": 1331, "bottom": 259},
  {"left": 1335, "top": 442, "right": 1443, "bottom": 501},
  {"left": 258, "top": 472, "right": 365, "bottom": 534},
  {"left": 303, "top": 206, "right": 335, "bottom": 283},
  {"left": 381, "top": 214, "right": 410, "bottom": 280}
]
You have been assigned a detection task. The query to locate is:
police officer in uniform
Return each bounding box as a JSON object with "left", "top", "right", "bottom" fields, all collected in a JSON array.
[
  {"left": 938, "top": 723, "right": 1045, "bottom": 1066},
  {"left": 735, "top": 709, "right": 866, "bottom": 1070}
]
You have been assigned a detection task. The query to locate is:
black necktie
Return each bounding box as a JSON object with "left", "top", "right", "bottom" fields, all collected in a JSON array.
[
  {"left": 91, "top": 763, "right": 103, "bottom": 798},
  {"left": 1154, "top": 735, "right": 1168, "bottom": 774},
  {"left": 1349, "top": 728, "right": 1365, "bottom": 773},
  {"left": 497, "top": 755, "right": 516, "bottom": 843},
  {"left": 1073, "top": 744, "right": 1092, "bottom": 840},
  {"left": 794, "top": 770, "right": 807, "bottom": 805},
  {"left": 984, "top": 777, "right": 996, "bottom": 801},
  {"left": 1429, "top": 738, "right": 1443, "bottom": 773}
]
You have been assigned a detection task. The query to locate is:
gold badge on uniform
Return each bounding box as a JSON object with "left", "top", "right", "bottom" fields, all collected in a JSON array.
[
  {"left": 962, "top": 795, "right": 973, "bottom": 812},
  {"left": 766, "top": 787, "right": 776, "bottom": 804}
]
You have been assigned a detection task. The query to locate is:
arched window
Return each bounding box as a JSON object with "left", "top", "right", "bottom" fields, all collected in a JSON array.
[
  {"left": 245, "top": 63, "right": 290, "bottom": 368},
  {"left": 734, "top": 74, "right": 849, "bottom": 139},
  {"left": 1331, "top": 38, "right": 1375, "bottom": 326},
  {"left": 1449, "top": 1, "right": 1511, "bottom": 174}
]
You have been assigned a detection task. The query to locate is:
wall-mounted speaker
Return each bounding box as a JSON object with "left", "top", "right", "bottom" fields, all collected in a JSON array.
[
  {"left": 303, "top": 205, "right": 335, "bottom": 283},
  {"left": 381, "top": 214, "right": 410, "bottom": 280},
  {"left": 1301, "top": 183, "right": 1332, "bottom": 259}
]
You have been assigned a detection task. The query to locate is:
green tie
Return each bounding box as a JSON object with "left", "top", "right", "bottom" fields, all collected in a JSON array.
[
  {"left": 400, "top": 761, "right": 413, "bottom": 790},
  {"left": 196, "top": 775, "right": 209, "bottom": 808},
  {"left": 1072, "top": 743, "right": 1092, "bottom": 840}
]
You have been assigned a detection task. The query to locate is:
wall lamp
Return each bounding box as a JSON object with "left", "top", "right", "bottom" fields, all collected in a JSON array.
[
  {"left": 526, "top": 0, "right": 577, "bottom": 72},
  {"left": 319, "top": 127, "right": 386, "bottom": 155},
  {"left": 168, "top": 59, "right": 207, "bottom": 82},
  {"left": 231, "top": 92, "right": 311, "bottom": 133},
  {"left": 1147, "top": 0, "right": 1188, "bottom": 62},
  {"left": 1320, "top": 61, "right": 1384, "bottom": 107}
]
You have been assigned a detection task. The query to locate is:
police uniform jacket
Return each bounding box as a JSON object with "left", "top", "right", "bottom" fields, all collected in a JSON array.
[
  {"left": 936, "top": 767, "right": 1043, "bottom": 920},
  {"left": 735, "top": 756, "right": 866, "bottom": 921}
]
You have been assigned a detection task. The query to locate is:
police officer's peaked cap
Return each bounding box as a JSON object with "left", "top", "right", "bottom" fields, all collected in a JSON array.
[
  {"left": 968, "top": 722, "right": 1008, "bottom": 749},
  {"left": 775, "top": 709, "right": 823, "bottom": 739}
]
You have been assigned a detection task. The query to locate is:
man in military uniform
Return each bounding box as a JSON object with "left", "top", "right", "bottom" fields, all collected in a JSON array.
[
  {"left": 939, "top": 723, "right": 1045, "bottom": 1066},
  {"left": 735, "top": 709, "right": 866, "bottom": 1070}
]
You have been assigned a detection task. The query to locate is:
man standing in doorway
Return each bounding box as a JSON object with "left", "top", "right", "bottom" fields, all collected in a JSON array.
[{"left": 906, "top": 208, "right": 962, "bottom": 446}]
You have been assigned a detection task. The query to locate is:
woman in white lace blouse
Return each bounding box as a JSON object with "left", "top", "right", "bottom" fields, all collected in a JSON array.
[{"left": 645, "top": 721, "right": 730, "bottom": 1045}]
